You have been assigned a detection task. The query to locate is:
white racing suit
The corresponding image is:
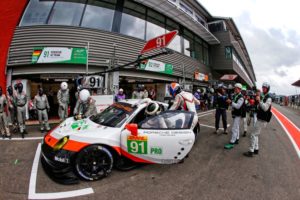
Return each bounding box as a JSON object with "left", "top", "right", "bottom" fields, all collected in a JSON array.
[
  {"left": 0, "top": 95, "right": 10, "bottom": 137},
  {"left": 15, "top": 92, "right": 27, "bottom": 133},
  {"left": 249, "top": 96, "right": 272, "bottom": 152},
  {"left": 74, "top": 98, "right": 97, "bottom": 117},
  {"left": 7, "top": 94, "right": 17, "bottom": 128},
  {"left": 57, "top": 89, "right": 69, "bottom": 121},
  {"left": 230, "top": 94, "right": 244, "bottom": 143},
  {"left": 169, "top": 91, "right": 200, "bottom": 129},
  {"left": 34, "top": 94, "right": 50, "bottom": 131}
]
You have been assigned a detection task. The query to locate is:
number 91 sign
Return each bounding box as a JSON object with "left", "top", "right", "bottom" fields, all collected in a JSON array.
[{"left": 82, "top": 75, "right": 104, "bottom": 88}]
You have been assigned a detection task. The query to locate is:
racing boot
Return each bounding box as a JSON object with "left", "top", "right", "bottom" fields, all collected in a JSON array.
[
  {"left": 234, "top": 139, "right": 239, "bottom": 144},
  {"left": 254, "top": 150, "right": 259, "bottom": 155},
  {"left": 243, "top": 131, "right": 247, "bottom": 137},
  {"left": 5, "top": 128, "right": 11, "bottom": 140},
  {"left": 243, "top": 151, "right": 253, "bottom": 157}
]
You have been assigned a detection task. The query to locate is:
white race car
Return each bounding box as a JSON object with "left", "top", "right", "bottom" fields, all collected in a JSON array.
[{"left": 41, "top": 99, "right": 200, "bottom": 184}]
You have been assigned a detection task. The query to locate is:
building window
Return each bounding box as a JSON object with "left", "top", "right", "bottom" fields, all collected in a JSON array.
[
  {"left": 194, "top": 36, "right": 203, "bottom": 62},
  {"left": 179, "top": 1, "right": 193, "bottom": 16},
  {"left": 166, "top": 19, "right": 181, "bottom": 52},
  {"left": 146, "top": 9, "right": 165, "bottom": 40},
  {"left": 183, "top": 29, "right": 194, "bottom": 57},
  {"left": 20, "top": 0, "right": 54, "bottom": 26},
  {"left": 203, "top": 42, "right": 209, "bottom": 65},
  {"left": 81, "top": 0, "right": 116, "bottom": 31},
  {"left": 48, "top": 0, "right": 85, "bottom": 26},
  {"left": 195, "top": 14, "right": 206, "bottom": 27},
  {"left": 208, "top": 21, "right": 227, "bottom": 32},
  {"left": 120, "top": 1, "right": 146, "bottom": 40}
]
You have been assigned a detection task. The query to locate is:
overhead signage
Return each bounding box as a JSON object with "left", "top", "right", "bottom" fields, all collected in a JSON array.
[
  {"left": 32, "top": 47, "right": 87, "bottom": 64},
  {"left": 194, "top": 72, "right": 208, "bottom": 81},
  {"left": 220, "top": 74, "right": 238, "bottom": 81},
  {"left": 140, "top": 30, "right": 178, "bottom": 54},
  {"left": 139, "top": 59, "right": 173, "bottom": 75}
]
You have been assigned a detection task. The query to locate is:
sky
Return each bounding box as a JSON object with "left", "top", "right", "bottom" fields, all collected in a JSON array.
[{"left": 199, "top": 0, "right": 300, "bottom": 95}]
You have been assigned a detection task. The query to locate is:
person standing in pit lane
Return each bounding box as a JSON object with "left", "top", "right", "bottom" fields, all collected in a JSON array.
[
  {"left": 244, "top": 82, "right": 272, "bottom": 157},
  {"left": 224, "top": 83, "right": 244, "bottom": 150},
  {"left": 0, "top": 87, "right": 11, "bottom": 139},
  {"left": 214, "top": 84, "right": 229, "bottom": 134}
]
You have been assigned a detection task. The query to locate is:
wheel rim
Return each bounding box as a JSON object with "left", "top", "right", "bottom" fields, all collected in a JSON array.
[{"left": 76, "top": 146, "right": 112, "bottom": 180}]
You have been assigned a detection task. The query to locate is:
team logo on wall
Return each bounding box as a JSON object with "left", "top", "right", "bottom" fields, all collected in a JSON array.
[{"left": 32, "top": 47, "right": 87, "bottom": 64}]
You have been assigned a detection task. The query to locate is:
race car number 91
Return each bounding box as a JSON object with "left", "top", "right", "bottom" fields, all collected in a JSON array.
[{"left": 127, "top": 135, "right": 148, "bottom": 154}]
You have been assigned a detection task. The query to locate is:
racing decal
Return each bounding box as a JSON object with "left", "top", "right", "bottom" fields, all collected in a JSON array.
[
  {"left": 71, "top": 120, "right": 89, "bottom": 131},
  {"left": 127, "top": 135, "right": 148, "bottom": 154},
  {"left": 143, "top": 130, "right": 190, "bottom": 136},
  {"left": 150, "top": 146, "right": 163, "bottom": 155}
]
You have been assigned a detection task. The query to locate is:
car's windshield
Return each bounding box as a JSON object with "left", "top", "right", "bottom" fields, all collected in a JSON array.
[{"left": 90, "top": 102, "right": 136, "bottom": 128}]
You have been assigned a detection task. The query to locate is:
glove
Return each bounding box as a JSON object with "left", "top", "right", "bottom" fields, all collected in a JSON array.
[{"left": 47, "top": 108, "right": 50, "bottom": 113}]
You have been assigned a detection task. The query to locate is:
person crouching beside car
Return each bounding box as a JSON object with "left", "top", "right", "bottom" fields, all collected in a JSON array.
[
  {"left": 243, "top": 82, "right": 272, "bottom": 157},
  {"left": 74, "top": 89, "right": 97, "bottom": 120}
]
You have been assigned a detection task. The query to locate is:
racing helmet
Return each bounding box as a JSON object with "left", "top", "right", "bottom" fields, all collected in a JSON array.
[
  {"left": 169, "top": 82, "right": 182, "bottom": 97},
  {"left": 60, "top": 82, "right": 68, "bottom": 91},
  {"left": 262, "top": 82, "right": 270, "bottom": 92},
  {"left": 234, "top": 83, "right": 243, "bottom": 89},
  {"left": 79, "top": 89, "right": 90, "bottom": 103},
  {"left": 145, "top": 102, "right": 161, "bottom": 116}
]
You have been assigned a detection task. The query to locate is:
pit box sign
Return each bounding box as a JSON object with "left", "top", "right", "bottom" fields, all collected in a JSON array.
[
  {"left": 127, "top": 135, "right": 148, "bottom": 154},
  {"left": 32, "top": 47, "right": 87, "bottom": 64},
  {"left": 139, "top": 59, "right": 173, "bottom": 75}
]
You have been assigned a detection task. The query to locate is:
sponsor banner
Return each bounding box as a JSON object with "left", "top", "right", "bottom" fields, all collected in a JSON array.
[
  {"left": 32, "top": 47, "right": 87, "bottom": 64},
  {"left": 139, "top": 59, "right": 173, "bottom": 75},
  {"left": 194, "top": 72, "right": 208, "bottom": 81}
]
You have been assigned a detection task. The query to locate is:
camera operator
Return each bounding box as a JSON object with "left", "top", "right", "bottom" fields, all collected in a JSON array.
[{"left": 244, "top": 82, "right": 272, "bottom": 157}]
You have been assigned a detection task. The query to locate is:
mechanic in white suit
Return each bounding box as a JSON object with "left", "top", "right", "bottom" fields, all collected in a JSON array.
[
  {"left": 244, "top": 82, "right": 272, "bottom": 157},
  {"left": 74, "top": 89, "right": 97, "bottom": 119},
  {"left": 57, "top": 82, "right": 69, "bottom": 121},
  {"left": 168, "top": 82, "right": 200, "bottom": 130},
  {"left": 224, "top": 83, "right": 244, "bottom": 150},
  {"left": 33, "top": 88, "right": 50, "bottom": 132}
]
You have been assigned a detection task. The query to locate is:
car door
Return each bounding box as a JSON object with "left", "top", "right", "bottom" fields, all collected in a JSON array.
[{"left": 120, "top": 111, "right": 195, "bottom": 164}]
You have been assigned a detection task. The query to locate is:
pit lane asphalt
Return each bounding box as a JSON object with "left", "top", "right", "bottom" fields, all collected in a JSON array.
[{"left": 0, "top": 107, "right": 300, "bottom": 200}]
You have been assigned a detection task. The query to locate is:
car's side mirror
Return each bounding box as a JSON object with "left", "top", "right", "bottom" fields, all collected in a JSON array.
[{"left": 125, "top": 123, "right": 138, "bottom": 136}]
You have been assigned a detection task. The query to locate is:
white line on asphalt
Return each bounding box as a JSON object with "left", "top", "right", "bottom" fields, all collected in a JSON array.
[
  {"left": 0, "top": 137, "right": 43, "bottom": 141},
  {"left": 273, "top": 113, "right": 300, "bottom": 159},
  {"left": 197, "top": 109, "right": 215, "bottom": 116},
  {"left": 28, "top": 143, "right": 94, "bottom": 199},
  {"left": 198, "top": 112, "right": 214, "bottom": 117},
  {"left": 200, "top": 124, "right": 230, "bottom": 130}
]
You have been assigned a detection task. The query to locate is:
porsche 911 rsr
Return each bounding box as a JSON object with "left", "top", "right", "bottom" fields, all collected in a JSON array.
[{"left": 41, "top": 99, "right": 200, "bottom": 184}]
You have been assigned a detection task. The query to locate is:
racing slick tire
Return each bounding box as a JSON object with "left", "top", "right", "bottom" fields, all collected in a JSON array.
[
  {"left": 75, "top": 145, "right": 113, "bottom": 181},
  {"left": 115, "top": 156, "right": 139, "bottom": 171}
]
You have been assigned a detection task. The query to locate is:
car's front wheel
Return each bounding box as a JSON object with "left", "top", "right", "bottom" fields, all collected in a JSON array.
[{"left": 75, "top": 145, "right": 113, "bottom": 181}]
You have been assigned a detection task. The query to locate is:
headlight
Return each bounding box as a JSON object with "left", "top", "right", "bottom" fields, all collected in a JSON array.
[{"left": 53, "top": 136, "right": 69, "bottom": 151}]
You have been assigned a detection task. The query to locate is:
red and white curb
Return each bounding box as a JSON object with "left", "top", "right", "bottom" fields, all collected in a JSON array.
[{"left": 272, "top": 107, "right": 300, "bottom": 158}]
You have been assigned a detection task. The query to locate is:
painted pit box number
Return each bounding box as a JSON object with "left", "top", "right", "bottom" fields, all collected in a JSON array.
[{"left": 127, "top": 136, "right": 148, "bottom": 154}]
